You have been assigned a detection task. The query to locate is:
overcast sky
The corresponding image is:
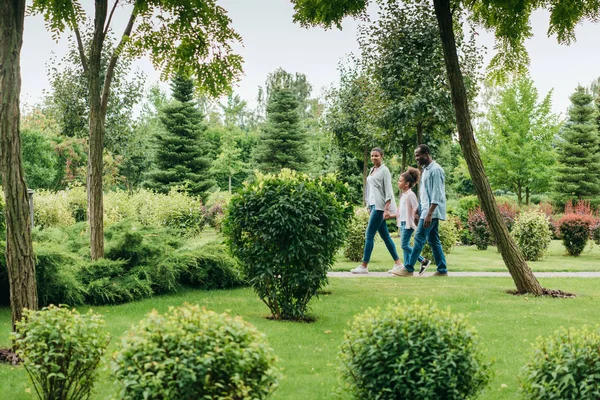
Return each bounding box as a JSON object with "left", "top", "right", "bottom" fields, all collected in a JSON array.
[{"left": 20, "top": 0, "right": 600, "bottom": 117}]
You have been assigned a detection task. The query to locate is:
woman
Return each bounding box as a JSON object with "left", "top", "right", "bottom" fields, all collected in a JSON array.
[{"left": 351, "top": 147, "right": 403, "bottom": 274}]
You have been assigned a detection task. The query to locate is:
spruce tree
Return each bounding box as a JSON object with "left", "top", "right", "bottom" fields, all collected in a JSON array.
[
  {"left": 145, "top": 73, "right": 214, "bottom": 199},
  {"left": 553, "top": 86, "right": 600, "bottom": 206},
  {"left": 254, "top": 88, "right": 308, "bottom": 172}
]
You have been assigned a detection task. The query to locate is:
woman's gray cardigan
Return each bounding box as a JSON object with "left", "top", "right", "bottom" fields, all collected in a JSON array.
[{"left": 365, "top": 164, "right": 395, "bottom": 211}]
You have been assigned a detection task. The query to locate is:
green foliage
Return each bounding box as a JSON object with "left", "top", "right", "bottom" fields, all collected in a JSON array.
[
  {"left": 421, "top": 218, "right": 459, "bottom": 260},
  {"left": 112, "top": 304, "right": 280, "bottom": 399},
  {"left": 553, "top": 86, "right": 600, "bottom": 207},
  {"left": 223, "top": 170, "right": 351, "bottom": 320},
  {"left": 339, "top": 301, "right": 492, "bottom": 400},
  {"left": 33, "top": 190, "right": 76, "bottom": 228},
  {"left": 145, "top": 72, "right": 215, "bottom": 199},
  {"left": 512, "top": 209, "right": 552, "bottom": 261},
  {"left": 520, "top": 325, "right": 600, "bottom": 399},
  {"left": 254, "top": 87, "right": 308, "bottom": 172},
  {"left": 559, "top": 214, "right": 594, "bottom": 257},
  {"left": 592, "top": 220, "right": 600, "bottom": 245},
  {"left": 468, "top": 207, "right": 492, "bottom": 250},
  {"left": 456, "top": 195, "right": 480, "bottom": 225},
  {"left": 21, "top": 129, "right": 61, "bottom": 189},
  {"left": 176, "top": 241, "right": 245, "bottom": 289},
  {"left": 478, "top": 76, "right": 559, "bottom": 204},
  {"left": 343, "top": 207, "right": 370, "bottom": 262},
  {"left": 13, "top": 305, "right": 110, "bottom": 400}
]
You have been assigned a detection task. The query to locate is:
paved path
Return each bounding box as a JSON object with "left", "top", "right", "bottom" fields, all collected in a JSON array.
[{"left": 328, "top": 271, "right": 600, "bottom": 278}]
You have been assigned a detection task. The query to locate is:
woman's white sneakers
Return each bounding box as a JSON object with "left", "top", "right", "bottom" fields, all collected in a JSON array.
[{"left": 350, "top": 265, "right": 369, "bottom": 274}]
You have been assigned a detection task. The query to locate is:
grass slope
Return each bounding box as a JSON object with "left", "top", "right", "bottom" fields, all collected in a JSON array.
[{"left": 1, "top": 277, "right": 599, "bottom": 399}]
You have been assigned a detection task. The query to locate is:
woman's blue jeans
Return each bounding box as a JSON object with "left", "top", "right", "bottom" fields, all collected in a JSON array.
[
  {"left": 362, "top": 205, "right": 399, "bottom": 263},
  {"left": 405, "top": 218, "right": 447, "bottom": 273},
  {"left": 400, "top": 221, "right": 425, "bottom": 265}
]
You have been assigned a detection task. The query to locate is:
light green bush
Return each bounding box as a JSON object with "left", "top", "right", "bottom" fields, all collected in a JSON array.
[
  {"left": 64, "top": 185, "right": 87, "bottom": 222},
  {"left": 520, "top": 325, "right": 600, "bottom": 399},
  {"left": 104, "top": 190, "right": 137, "bottom": 225},
  {"left": 13, "top": 305, "right": 110, "bottom": 400},
  {"left": 33, "top": 190, "right": 75, "bottom": 228},
  {"left": 343, "top": 207, "right": 370, "bottom": 262},
  {"left": 112, "top": 304, "right": 280, "bottom": 400},
  {"left": 339, "top": 301, "right": 492, "bottom": 400},
  {"left": 512, "top": 209, "right": 552, "bottom": 261}
]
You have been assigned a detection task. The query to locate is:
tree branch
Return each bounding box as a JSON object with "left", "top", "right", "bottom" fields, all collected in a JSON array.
[
  {"left": 101, "top": 9, "right": 137, "bottom": 115},
  {"left": 104, "top": 0, "right": 120, "bottom": 36},
  {"left": 71, "top": 9, "right": 89, "bottom": 75}
]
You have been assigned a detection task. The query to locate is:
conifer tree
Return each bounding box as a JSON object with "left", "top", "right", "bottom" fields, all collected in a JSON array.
[
  {"left": 553, "top": 86, "right": 600, "bottom": 206},
  {"left": 145, "top": 73, "right": 214, "bottom": 199},
  {"left": 254, "top": 88, "right": 308, "bottom": 172}
]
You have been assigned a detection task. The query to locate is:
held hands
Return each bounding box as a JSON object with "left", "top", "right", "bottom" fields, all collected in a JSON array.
[
  {"left": 424, "top": 214, "right": 433, "bottom": 228},
  {"left": 383, "top": 209, "right": 391, "bottom": 220}
]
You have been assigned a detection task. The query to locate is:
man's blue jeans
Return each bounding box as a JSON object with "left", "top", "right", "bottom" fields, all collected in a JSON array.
[
  {"left": 405, "top": 218, "right": 447, "bottom": 273},
  {"left": 362, "top": 205, "right": 400, "bottom": 263},
  {"left": 400, "top": 221, "right": 424, "bottom": 266}
]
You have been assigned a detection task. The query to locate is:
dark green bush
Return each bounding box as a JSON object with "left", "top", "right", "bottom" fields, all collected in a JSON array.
[
  {"left": 343, "top": 208, "right": 369, "bottom": 262},
  {"left": 468, "top": 207, "right": 492, "bottom": 250},
  {"left": 512, "top": 210, "right": 552, "bottom": 261},
  {"left": 177, "top": 241, "right": 245, "bottom": 289},
  {"left": 224, "top": 170, "right": 351, "bottom": 320},
  {"left": 13, "top": 305, "right": 110, "bottom": 400},
  {"left": 339, "top": 301, "right": 492, "bottom": 400},
  {"left": 592, "top": 220, "right": 600, "bottom": 245},
  {"left": 112, "top": 304, "right": 280, "bottom": 399},
  {"left": 520, "top": 325, "right": 600, "bottom": 399}
]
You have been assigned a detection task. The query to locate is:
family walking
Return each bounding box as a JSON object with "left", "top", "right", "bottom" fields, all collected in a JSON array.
[{"left": 350, "top": 145, "right": 448, "bottom": 277}]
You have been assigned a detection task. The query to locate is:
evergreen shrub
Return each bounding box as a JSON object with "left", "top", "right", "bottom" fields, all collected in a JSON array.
[
  {"left": 35, "top": 243, "right": 86, "bottom": 307},
  {"left": 512, "top": 209, "right": 552, "bottom": 261},
  {"left": 421, "top": 217, "right": 459, "bottom": 261},
  {"left": 339, "top": 302, "right": 492, "bottom": 400},
  {"left": 112, "top": 304, "right": 280, "bottom": 400},
  {"left": 224, "top": 170, "right": 351, "bottom": 320},
  {"left": 559, "top": 214, "right": 594, "bottom": 256},
  {"left": 343, "top": 207, "right": 370, "bottom": 262},
  {"left": 468, "top": 207, "right": 492, "bottom": 250},
  {"left": 520, "top": 325, "right": 600, "bottom": 399},
  {"left": 13, "top": 305, "right": 110, "bottom": 400},
  {"left": 177, "top": 241, "right": 245, "bottom": 289}
]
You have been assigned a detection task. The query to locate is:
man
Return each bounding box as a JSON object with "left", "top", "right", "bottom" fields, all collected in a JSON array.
[{"left": 393, "top": 144, "right": 448, "bottom": 277}]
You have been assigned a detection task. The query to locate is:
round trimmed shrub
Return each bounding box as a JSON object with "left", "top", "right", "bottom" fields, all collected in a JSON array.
[
  {"left": 13, "top": 305, "right": 110, "bottom": 400},
  {"left": 112, "top": 304, "right": 280, "bottom": 400},
  {"left": 512, "top": 209, "right": 552, "bottom": 261},
  {"left": 468, "top": 207, "right": 492, "bottom": 250},
  {"left": 339, "top": 301, "right": 492, "bottom": 400},
  {"left": 343, "top": 207, "right": 370, "bottom": 262},
  {"left": 223, "top": 170, "right": 352, "bottom": 320},
  {"left": 559, "top": 214, "right": 594, "bottom": 256},
  {"left": 421, "top": 217, "right": 459, "bottom": 261},
  {"left": 520, "top": 325, "right": 600, "bottom": 399}
]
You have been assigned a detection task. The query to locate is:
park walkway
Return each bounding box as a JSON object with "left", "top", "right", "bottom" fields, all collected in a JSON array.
[{"left": 328, "top": 271, "right": 600, "bottom": 278}]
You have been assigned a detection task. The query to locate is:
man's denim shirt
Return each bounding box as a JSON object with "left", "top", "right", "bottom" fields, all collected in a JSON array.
[{"left": 419, "top": 161, "right": 446, "bottom": 220}]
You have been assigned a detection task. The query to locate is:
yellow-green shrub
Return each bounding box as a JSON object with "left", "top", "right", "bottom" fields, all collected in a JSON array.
[
  {"left": 33, "top": 190, "right": 75, "bottom": 228},
  {"left": 512, "top": 209, "right": 552, "bottom": 261},
  {"left": 343, "top": 207, "right": 370, "bottom": 262}
]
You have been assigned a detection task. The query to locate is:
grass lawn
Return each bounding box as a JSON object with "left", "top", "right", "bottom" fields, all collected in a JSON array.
[
  {"left": 332, "top": 238, "right": 600, "bottom": 272},
  {"left": 2, "top": 277, "right": 600, "bottom": 399}
]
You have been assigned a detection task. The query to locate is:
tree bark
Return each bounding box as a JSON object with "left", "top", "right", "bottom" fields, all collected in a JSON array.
[
  {"left": 432, "top": 0, "right": 543, "bottom": 294},
  {"left": 526, "top": 186, "right": 530, "bottom": 206},
  {"left": 0, "top": 0, "right": 38, "bottom": 331},
  {"left": 87, "top": 0, "right": 109, "bottom": 260}
]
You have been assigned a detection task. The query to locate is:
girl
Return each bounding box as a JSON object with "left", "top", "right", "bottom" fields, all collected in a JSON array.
[
  {"left": 390, "top": 167, "right": 431, "bottom": 276},
  {"left": 350, "top": 147, "right": 403, "bottom": 274}
]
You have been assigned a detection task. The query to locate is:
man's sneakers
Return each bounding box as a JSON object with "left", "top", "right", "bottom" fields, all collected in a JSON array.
[
  {"left": 350, "top": 265, "right": 369, "bottom": 274},
  {"left": 419, "top": 259, "right": 431, "bottom": 276},
  {"left": 388, "top": 264, "right": 405, "bottom": 274},
  {"left": 391, "top": 266, "right": 413, "bottom": 277}
]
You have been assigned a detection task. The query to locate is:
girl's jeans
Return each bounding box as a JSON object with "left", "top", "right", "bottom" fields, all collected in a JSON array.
[
  {"left": 400, "top": 221, "right": 425, "bottom": 265},
  {"left": 362, "top": 205, "right": 399, "bottom": 263}
]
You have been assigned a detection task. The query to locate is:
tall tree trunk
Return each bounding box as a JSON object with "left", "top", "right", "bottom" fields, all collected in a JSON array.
[
  {"left": 362, "top": 146, "right": 369, "bottom": 206},
  {"left": 0, "top": 0, "right": 38, "bottom": 331},
  {"left": 517, "top": 183, "right": 522, "bottom": 205},
  {"left": 416, "top": 122, "right": 423, "bottom": 145},
  {"left": 87, "top": 0, "right": 108, "bottom": 260},
  {"left": 432, "top": 0, "right": 543, "bottom": 294},
  {"left": 526, "top": 187, "right": 530, "bottom": 206}
]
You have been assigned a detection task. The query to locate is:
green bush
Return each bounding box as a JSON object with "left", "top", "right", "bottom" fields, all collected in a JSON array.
[
  {"left": 520, "top": 325, "right": 600, "bottom": 399},
  {"left": 104, "top": 190, "right": 137, "bottom": 225},
  {"left": 468, "top": 207, "right": 492, "bottom": 250},
  {"left": 343, "top": 207, "right": 369, "bottom": 262},
  {"left": 559, "top": 214, "right": 594, "bottom": 256},
  {"left": 64, "top": 185, "right": 87, "bottom": 222},
  {"left": 33, "top": 190, "right": 75, "bottom": 228},
  {"left": 421, "top": 217, "right": 459, "bottom": 261},
  {"left": 512, "top": 209, "right": 552, "bottom": 261},
  {"left": 339, "top": 301, "right": 492, "bottom": 399},
  {"left": 112, "top": 304, "right": 280, "bottom": 399},
  {"left": 13, "top": 305, "right": 110, "bottom": 400},
  {"left": 224, "top": 170, "right": 351, "bottom": 320},
  {"left": 176, "top": 241, "right": 245, "bottom": 289},
  {"left": 456, "top": 195, "right": 480, "bottom": 225}
]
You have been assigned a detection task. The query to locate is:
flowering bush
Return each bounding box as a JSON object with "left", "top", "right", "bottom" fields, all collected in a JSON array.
[
  {"left": 468, "top": 208, "right": 491, "bottom": 250},
  {"left": 498, "top": 202, "right": 517, "bottom": 232},
  {"left": 559, "top": 201, "right": 596, "bottom": 256}
]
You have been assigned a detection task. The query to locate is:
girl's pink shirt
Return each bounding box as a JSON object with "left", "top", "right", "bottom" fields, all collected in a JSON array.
[{"left": 398, "top": 190, "right": 419, "bottom": 230}]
